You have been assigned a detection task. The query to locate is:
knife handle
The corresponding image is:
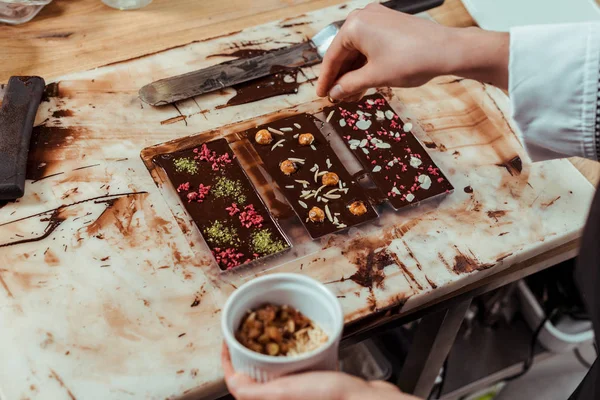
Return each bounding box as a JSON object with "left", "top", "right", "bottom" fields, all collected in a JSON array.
[
  {"left": 0, "top": 76, "right": 45, "bottom": 200},
  {"left": 381, "top": 0, "right": 445, "bottom": 14}
]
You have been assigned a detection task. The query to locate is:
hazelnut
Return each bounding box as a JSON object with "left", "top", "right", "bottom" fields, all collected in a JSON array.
[
  {"left": 308, "top": 206, "right": 325, "bottom": 223},
  {"left": 298, "top": 133, "right": 315, "bottom": 146},
  {"left": 280, "top": 159, "right": 297, "bottom": 175},
  {"left": 255, "top": 129, "right": 273, "bottom": 145},
  {"left": 266, "top": 342, "right": 280, "bottom": 356},
  {"left": 348, "top": 201, "right": 368, "bottom": 216},
  {"left": 321, "top": 172, "right": 339, "bottom": 186}
]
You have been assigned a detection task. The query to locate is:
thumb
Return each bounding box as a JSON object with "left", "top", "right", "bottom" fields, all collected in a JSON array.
[{"left": 328, "top": 64, "right": 375, "bottom": 101}]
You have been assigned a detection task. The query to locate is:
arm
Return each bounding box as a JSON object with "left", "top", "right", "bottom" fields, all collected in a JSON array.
[{"left": 316, "top": 4, "right": 600, "bottom": 162}]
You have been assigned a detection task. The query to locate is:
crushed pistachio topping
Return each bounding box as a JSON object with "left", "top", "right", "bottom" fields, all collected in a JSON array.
[
  {"left": 213, "top": 177, "right": 247, "bottom": 204},
  {"left": 173, "top": 157, "right": 198, "bottom": 174},
  {"left": 252, "top": 229, "right": 287, "bottom": 255},
  {"left": 204, "top": 220, "right": 239, "bottom": 247}
]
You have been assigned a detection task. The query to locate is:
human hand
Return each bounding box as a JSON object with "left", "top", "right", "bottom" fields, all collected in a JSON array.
[
  {"left": 316, "top": 3, "right": 509, "bottom": 101},
  {"left": 222, "top": 343, "right": 420, "bottom": 400}
]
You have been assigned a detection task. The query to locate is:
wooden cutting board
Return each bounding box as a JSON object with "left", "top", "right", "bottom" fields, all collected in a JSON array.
[{"left": 0, "top": 1, "right": 594, "bottom": 399}]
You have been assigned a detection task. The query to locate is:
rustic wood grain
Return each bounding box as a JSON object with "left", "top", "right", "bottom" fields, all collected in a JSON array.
[{"left": 0, "top": 0, "right": 346, "bottom": 82}]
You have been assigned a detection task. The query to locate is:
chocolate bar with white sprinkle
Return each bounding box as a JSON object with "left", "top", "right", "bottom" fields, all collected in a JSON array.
[{"left": 324, "top": 94, "right": 453, "bottom": 209}]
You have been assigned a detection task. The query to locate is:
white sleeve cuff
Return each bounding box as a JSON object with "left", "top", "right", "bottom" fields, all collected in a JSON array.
[{"left": 509, "top": 23, "right": 600, "bottom": 162}]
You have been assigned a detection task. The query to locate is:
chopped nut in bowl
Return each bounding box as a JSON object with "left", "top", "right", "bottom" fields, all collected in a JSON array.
[
  {"left": 222, "top": 273, "right": 343, "bottom": 382},
  {"left": 236, "top": 304, "right": 328, "bottom": 357}
]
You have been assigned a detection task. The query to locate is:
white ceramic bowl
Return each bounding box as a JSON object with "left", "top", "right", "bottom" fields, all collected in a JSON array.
[{"left": 221, "top": 273, "right": 344, "bottom": 382}]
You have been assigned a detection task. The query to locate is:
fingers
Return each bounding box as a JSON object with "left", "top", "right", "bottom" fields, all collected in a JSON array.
[
  {"left": 221, "top": 343, "right": 256, "bottom": 398},
  {"left": 221, "top": 343, "right": 235, "bottom": 379},
  {"left": 315, "top": 30, "right": 358, "bottom": 98},
  {"left": 328, "top": 63, "right": 375, "bottom": 101},
  {"left": 235, "top": 371, "right": 349, "bottom": 400}
]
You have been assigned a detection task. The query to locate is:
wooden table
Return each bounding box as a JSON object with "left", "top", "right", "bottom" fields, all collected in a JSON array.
[{"left": 0, "top": 1, "right": 598, "bottom": 399}]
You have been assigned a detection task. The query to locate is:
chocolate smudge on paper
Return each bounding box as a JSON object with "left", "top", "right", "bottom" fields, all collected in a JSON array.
[
  {"left": 52, "top": 109, "right": 73, "bottom": 118},
  {"left": 496, "top": 156, "right": 522, "bottom": 176},
  {"left": 486, "top": 210, "right": 507, "bottom": 222},
  {"left": 541, "top": 196, "right": 561, "bottom": 209},
  {"left": 41, "top": 82, "right": 60, "bottom": 102},
  {"left": 49, "top": 369, "right": 76, "bottom": 400},
  {"left": 349, "top": 248, "right": 392, "bottom": 289},
  {"left": 27, "top": 125, "right": 89, "bottom": 180},
  {"left": 0, "top": 192, "right": 147, "bottom": 248},
  {"left": 453, "top": 251, "right": 493, "bottom": 274}
]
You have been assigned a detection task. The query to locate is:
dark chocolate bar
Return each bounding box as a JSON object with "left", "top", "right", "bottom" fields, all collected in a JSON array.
[
  {"left": 324, "top": 94, "right": 453, "bottom": 209},
  {"left": 154, "top": 139, "right": 290, "bottom": 270},
  {"left": 247, "top": 113, "right": 377, "bottom": 239},
  {"left": 0, "top": 76, "right": 45, "bottom": 200}
]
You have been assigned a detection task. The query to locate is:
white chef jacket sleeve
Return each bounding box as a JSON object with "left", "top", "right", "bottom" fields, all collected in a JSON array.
[{"left": 509, "top": 23, "right": 600, "bottom": 162}]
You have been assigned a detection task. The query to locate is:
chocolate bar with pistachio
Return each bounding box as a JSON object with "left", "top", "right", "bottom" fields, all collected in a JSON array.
[
  {"left": 154, "top": 139, "right": 290, "bottom": 270},
  {"left": 247, "top": 113, "right": 377, "bottom": 239}
]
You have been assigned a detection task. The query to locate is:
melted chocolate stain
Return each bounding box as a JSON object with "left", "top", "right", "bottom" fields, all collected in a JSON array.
[
  {"left": 486, "top": 210, "right": 506, "bottom": 221},
  {"left": 154, "top": 139, "right": 290, "bottom": 270},
  {"left": 51, "top": 109, "right": 73, "bottom": 118},
  {"left": 324, "top": 94, "right": 454, "bottom": 210},
  {"left": 349, "top": 249, "right": 392, "bottom": 289},
  {"left": 464, "top": 186, "right": 473, "bottom": 193},
  {"left": 226, "top": 66, "right": 300, "bottom": 107},
  {"left": 453, "top": 254, "right": 492, "bottom": 274},
  {"left": 27, "top": 125, "right": 85, "bottom": 180},
  {"left": 497, "top": 156, "right": 523, "bottom": 176},
  {"left": 41, "top": 82, "right": 60, "bottom": 102},
  {"left": 247, "top": 113, "right": 378, "bottom": 239},
  {"left": 0, "top": 209, "right": 64, "bottom": 248}
]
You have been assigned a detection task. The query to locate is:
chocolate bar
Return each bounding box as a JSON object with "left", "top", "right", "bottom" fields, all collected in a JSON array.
[
  {"left": 154, "top": 139, "right": 290, "bottom": 270},
  {"left": 324, "top": 94, "right": 453, "bottom": 209},
  {"left": 247, "top": 113, "right": 377, "bottom": 239}
]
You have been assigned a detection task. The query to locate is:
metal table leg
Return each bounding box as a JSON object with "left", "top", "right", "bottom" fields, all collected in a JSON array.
[{"left": 397, "top": 299, "right": 472, "bottom": 398}]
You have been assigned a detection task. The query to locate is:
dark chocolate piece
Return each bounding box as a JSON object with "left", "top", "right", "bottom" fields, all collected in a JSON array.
[
  {"left": 0, "top": 76, "right": 45, "bottom": 200},
  {"left": 248, "top": 113, "right": 377, "bottom": 239},
  {"left": 324, "top": 94, "right": 453, "bottom": 209},
  {"left": 154, "top": 139, "right": 290, "bottom": 270},
  {"left": 226, "top": 66, "right": 300, "bottom": 107}
]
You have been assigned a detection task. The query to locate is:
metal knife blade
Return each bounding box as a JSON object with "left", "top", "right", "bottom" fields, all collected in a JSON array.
[
  {"left": 140, "top": 42, "right": 320, "bottom": 106},
  {"left": 139, "top": 0, "right": 444, "bottom": 106}
]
